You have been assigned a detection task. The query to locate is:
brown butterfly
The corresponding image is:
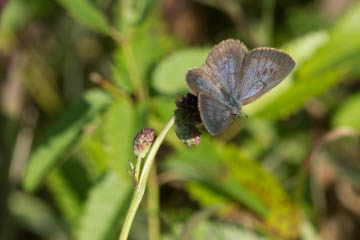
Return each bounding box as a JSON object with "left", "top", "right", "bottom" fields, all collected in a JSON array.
[{"left": 186, "top": 39, "right": 295, "bottom": 136}]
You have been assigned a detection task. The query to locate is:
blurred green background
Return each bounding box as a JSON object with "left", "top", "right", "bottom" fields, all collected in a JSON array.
[{"left": 1, "top": 0, "right": 360, "bottom": 239}]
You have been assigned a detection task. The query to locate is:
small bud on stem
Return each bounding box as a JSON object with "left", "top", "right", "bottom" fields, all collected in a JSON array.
[{"left": 133, "top": 128, "right": 156, "bottom": 159}]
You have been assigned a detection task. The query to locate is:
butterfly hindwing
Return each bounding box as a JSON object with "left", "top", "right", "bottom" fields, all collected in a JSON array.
[
  {"left": 236, "top": 48, "right": 295, "bottom": 105},
  {"left": 198, "top": 93, "right": 234, "bottom": 136}
]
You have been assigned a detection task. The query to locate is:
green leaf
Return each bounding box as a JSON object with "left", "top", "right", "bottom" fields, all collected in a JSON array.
[
  {"left": 165, "top": 137, "right": 300, "bottom": 238},
  {"left": 163, "top": 220, "right": 269, "bottom": 240},
  {"left": 23, "top": 90, "right": 111, "bottom": 192},
  {"left": 77, "top": 172, "right": 132, "bottom": 240},
  {"left": 152, "top": 48, "right": 210, "bottom": 95},
  {"left": 332, "top": 93, "right": 360, "bottom": 131},
  {"left": 299, "top": 2, "right": 360, "bottom": 78},
  {"left": 47, "top": 171, "right": 83, "bottom": 228},
  {"left": 248, "top": 67, "right": 347, "bottom": 119},
  {"left": 46, "top": 158, "right": 93, "bottom": 226},
  {"left": 0, "top": 0, "right": 55, "bottom": 32},
  {"left": 103, "top": 99, "right": 136, "bottom": 181},
  {"left": 79, "top": 134, "right": 109, "bottom": 178},
  {"left": 151, "top": 96, "right": 177, "bottom": 122},
  {"left": 281, "top": 30, "right": 329, "bottom": 68},
  {"left": 0, "top": 0, "right": 32, "bottom": 31},
  {"left": 56, "top": 0, "right": 110, "bottom": 34},
  {"left": 193, "top": 221, "right": 269, "bottom": 240},
  {"left": 8, "top": 191, "right": 66, "bottom": 239},
  {"left": 187, "top": 182, "right": 232, "bottom": 208},
  {"left": 227, "top": 147, "right": 300, "bottom": 238}
]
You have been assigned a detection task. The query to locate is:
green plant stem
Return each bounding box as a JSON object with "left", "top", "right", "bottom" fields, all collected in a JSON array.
[
  {"left": 119, "top": 116, "right": 175, "bottom": 240},
  {"left": 134, "top": 154, "right": 143, "bottom": 184},
  {"left": 147, "top": 161, "right": 160, "bottom": 240}
]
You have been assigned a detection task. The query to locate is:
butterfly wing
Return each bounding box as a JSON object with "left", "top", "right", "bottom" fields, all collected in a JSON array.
[
  {"left": 186, "top": 65, "right": 228, "bottom": 104},
  {"left": 205, "top": 39, "right": 248, "bottom": 96},
  {"left": 186, "top": 39, "right": 248, "bottom": 105},
  {"left": 198, "top": 93, "right": 234, "bottom": 136},
  {"left": 236, "top": 48, "right": 295, "bottom": 105}
]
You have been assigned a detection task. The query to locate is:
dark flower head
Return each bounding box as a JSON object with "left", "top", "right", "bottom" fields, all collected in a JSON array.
[
  {"left": 175, "top": 124, "right": 201, "bottom": 147},
  {"left": 175, "top": 93, "right": 201, "bottom": 125},
  {"left": 133, "top": 128, "right": 156, "bottom": 158},
  {"left": 174, "top": 94, "right": 201, "bottom": 147}
]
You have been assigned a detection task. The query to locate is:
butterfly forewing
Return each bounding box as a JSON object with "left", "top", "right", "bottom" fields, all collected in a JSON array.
[
  {"left": 236, "top": 48, "right": 295, "bottom": 105},
  {"left": 206, "top": 39, "right": 248, "bottom": 96},
  {"left": 186, "top": 67, "right": 227, "bottom": 104},
  {"left": 198, "top": 93, "right": 234, "bottom": 136}
]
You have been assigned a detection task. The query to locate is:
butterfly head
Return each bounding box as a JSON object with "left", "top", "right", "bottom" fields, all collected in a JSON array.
[
  {"left": 224, "top": 93, "right": 241, "bottom": 117},
  {"left": 232, "top": 108, "right": 247, "bottom": 119},
  {"left": 233, "top": 111, "right": 241, "bottom": 118},
  {"left": 230, "top": 104, "right": 242, "bottom": 118}
]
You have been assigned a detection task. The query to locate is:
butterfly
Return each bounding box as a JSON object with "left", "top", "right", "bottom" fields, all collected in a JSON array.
[{"left": 186, "top": 39, "right": 295, "bottom": 136}]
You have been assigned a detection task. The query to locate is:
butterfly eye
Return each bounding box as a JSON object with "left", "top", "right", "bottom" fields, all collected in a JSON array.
[{"left": 234, "top": 112, "right": 241, "bottom": 118}]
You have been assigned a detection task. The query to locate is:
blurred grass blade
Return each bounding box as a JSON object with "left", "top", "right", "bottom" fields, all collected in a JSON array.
[
  {"left": 8, "top": 191, "right": 66, "bottom": 239},
  {"left": 152, "top": 48, "right": 210, "bottom": 95},
  {"left": 56, "top": 0, "right": 110, "bottom": 34},
  {"left": 118, "top": 0, "right": 157, "bottom": 29},
  {"left": 22, "top": 51, "right": 63, "bottom": 116},
  {"left": 332, "top": 93, "right": 360, "bottom": 131},
  {"left": 77, "top": 172, "right": 132, "bottom": 240},
  {"left": 301, "top": 216, "right": 319, "bottom": 240},
  {"left": 0, "top": 0, "right": 35, "bottom": 53},
  {"left": 23, "top": 90, "right": 111, "bottom": 192}
]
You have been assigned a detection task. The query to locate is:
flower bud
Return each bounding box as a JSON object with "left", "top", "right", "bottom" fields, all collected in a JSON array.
[{"left": 133, "top": 128, "right": 156, "bottom": 158}]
